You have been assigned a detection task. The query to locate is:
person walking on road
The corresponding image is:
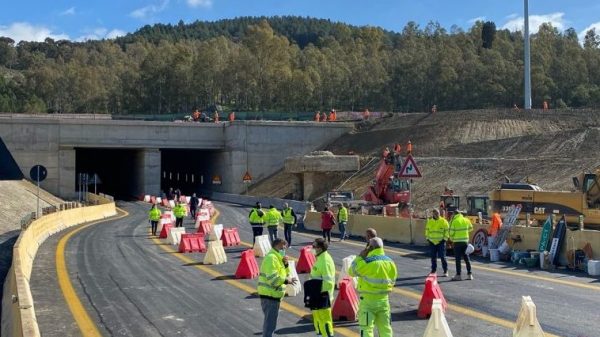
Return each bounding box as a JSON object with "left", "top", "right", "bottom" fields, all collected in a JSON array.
[
  {"left": 173, "top": 202, "right": 186, "bottom": 228},
  {"left": 265, "top": 205, "right": 283, "bottom": 243},
  {"left": 249, "top": 202, "right": 265, "bottom": 244},
  {"left": 189, "top": 193, "right": 199, "bottom": 219},
  {"left": 258, "top": 239, "right": 297, "bottom": 337},
  {"left": 281, "top": 203, "right": 297, "bottom": 246},
  {"left": 426, "top": 209, "right": 449, "bottom": 277},
  {"left": 449, "top": 211, "right": 474, "bottom": 281},
  {"left": 149, "top": 204, "right": 161, "bottom": 236},
  {"left": 337, "top": 203, "right": 349, "bottom": 241},
  {"left": 349, "top": 237, "right": 397, "bottom": 337},
  {"left": 320, "top": 207, "right": 336, "bottom": 244},
  {"left": 308, "top": 238, "right": 336, "bottom": 337}
]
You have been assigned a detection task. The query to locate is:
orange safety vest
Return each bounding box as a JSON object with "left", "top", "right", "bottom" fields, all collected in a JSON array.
[{"left": 315, "top": 112, "right": 321, "bottom": 122}]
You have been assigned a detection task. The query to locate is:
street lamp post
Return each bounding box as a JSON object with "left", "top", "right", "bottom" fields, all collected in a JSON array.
[{"left": 524, "top": 0, "right": 532, "bottom": 109}]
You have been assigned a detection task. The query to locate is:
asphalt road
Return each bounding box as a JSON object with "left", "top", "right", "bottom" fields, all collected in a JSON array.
[{"left": 30, "top": 201, "right": 600, "bottom": 337}]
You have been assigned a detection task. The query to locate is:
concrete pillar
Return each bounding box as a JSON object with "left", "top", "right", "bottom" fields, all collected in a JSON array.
[
  {"left": 58, "top": 148, "right": 76, "bottom": 199},
  {"left": 303, "top": 172, "right": 317, "bottom": 201},
  {"left": 136, "top": 148, "right": 161, "bottom": 196}
]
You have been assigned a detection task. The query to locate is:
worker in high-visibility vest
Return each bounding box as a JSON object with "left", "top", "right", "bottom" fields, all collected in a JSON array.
[
  {"left": 281, "top": 203, "right": 297, "bottom": 246},
  {"left": 264, "top": 205, "right": 282, "bottom": 243},
  {"left": 425, "top": 209, "right": 449, "bottom": 277},
  {"left": 173, "top": 202, "right": 186, "bottom": 228},
  {"left": 149, "top": 204, "right": 162, "bottom": 236},
  {"left": 449, "top": 211, "right": 474, "bottom": 280},
  {"left": 349, "top": 237, "right": 397, "bottom": 337},
  {"left": 249, "top": 202, "right": 265, "bottom": 244},
  {"left": 489, "top": 212, "right": 502, "bottom": 237},
  {"left": 258, "top": 238, "right": 297, "bottom": 337},
  {"left": 337, "top": 203, "right": 349, "bottom": 241},
  {"left": 315, "top": 111, "right": 321, "bottom": 122},
  {"left": 309, "top": 238, "right": 336, "bottom": 337}
]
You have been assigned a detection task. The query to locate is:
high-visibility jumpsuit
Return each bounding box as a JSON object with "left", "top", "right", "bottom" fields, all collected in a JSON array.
[
  {"left": 348, "top": 248, "right": 397, "bottom": 337},
  {"left": 310, "top": 251, "right": 336, "bottom": 336}
]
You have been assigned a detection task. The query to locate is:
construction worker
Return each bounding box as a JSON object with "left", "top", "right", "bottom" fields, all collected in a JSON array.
[
  {"left": 449, "top": 211, "right": 474, "bottom": 280},
  {"left": 315, "top": 111, "right": 321, "bottom": 122},
  {"left": 258, "top": 238, "right": 297, "bottom": 337},
  {"left": 349, "top": 237, "right": 397, "bottom": 337},
  {"left": 213, "top": 110, "right": 219, "bottom": 122},
  {"left": 320, "top": 207, "right": 336, "bottom": 243},
  {"left": 337, "top": 203, "right": 349, "bottom": 241},
  {"left": 489, "top": 212, "right": 502, "bottom": 238},
  {"left": 265, "top": 205, "right": 282, "bottom": 243},
  {"left": 363, "top": 109, "right": 370, "bottom": 120},
  {"left": 426, "top": 209, "right": 449, "bottom": 277},
  {"left": 192, "top": 109, "right": 201, "bottom": 121},
  {"left": 249, "top": 202, "right": 265, "bottom": 244},
  {"left": 189, "top": 193, "right": 199, "bottom": 219},
  {"left": 281, "top": 203, "right": 297, "bottom": 246},
  {"left": 228, "top": 111, "right": 235, "bottom": 122},
  {"left": 149, "top": 204, "right": 161, "bottom": 236},
  {"left": 173, "top": 202, "right": 186, "bottom": 227},
  {"left": 309, "top": 238, "right": 336, "bottom": 337}
]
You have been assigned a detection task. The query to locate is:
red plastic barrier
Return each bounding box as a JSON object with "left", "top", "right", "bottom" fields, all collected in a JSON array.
[
  {"left": 161, "top": 199, "right": 170, "bottom": 207},
  {"left": 179, "top": 195, "right": 187, "bottom": 203},
  {"left": 159, "top": 223, "right": 173, "bottom": 239},
  {"left": 296, "top": 246, "right": 316, "bottom": 273},
  {"left": 332, "top": 277, "right": 359, "bottom": 321},
  {"left": 197, "top": 221, "right": 212, "bottom": 235},
  {"left": 179, "top": 233, "right": 207, "bottom": 253},
  {"left": 235, "top": 249, "right": 260, "bottom": 279},
  {"left": 417, "top": 274, "right": 448, "bottom": 318},
  {"left": 150, "top": 196, "right": 156, "bottom": 204},
  {"left": 222, "top": 228, "right": 241, "bottom": 247}
]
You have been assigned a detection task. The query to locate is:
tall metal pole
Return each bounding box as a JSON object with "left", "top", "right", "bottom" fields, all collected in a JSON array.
[
  {"left": 524, "top": 0, "right": 532, "bottom": 109},
  {"left": 36, "top": 166, "right": 40, "bottom": 218}
]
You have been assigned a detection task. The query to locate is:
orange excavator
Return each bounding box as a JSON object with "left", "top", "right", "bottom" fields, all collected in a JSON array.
[{"left": 362, "top": 143, "right": 411, "bottom": 216}]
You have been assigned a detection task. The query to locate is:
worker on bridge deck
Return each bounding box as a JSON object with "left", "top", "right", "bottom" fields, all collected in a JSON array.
[
  {"left": 281, "top": 203, "right": 297, "bottom": 246},
  {"left": 449, "top": 211, "right": 474, "bottom": 280},
  {"left": 249, "top": 202, "right": 265, "bottom": 244},
  {"left": 307, "top": 238, "right": 336, "bottom": 337},
  {"left": 173, "top": 202, "right": 186, "bottom": 227},
  {"left": 265, "top": 205, "right": 283, "bottom": 243},
  {"left": 149, "top": 204, "right": 161, "bottom": 236},
  {"left": 426, "top": 209, "right": 449, "bottom": 277}
]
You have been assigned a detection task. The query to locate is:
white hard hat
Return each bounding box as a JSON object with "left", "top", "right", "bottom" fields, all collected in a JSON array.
[{"left": 466, "top": 243, "right": 475, "bottom": 255}]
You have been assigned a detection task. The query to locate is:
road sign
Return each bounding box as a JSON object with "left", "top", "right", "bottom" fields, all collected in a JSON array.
[
  {"left": 398, "top": 155, "right": 422, "bottom": 178},
  {"left": 212, "top": 175, "right": 222, "bottom": 185},
  {"left": 242, "top": 171, "right": 252, "bottom": 183},
  {"left": 30, "top": 165, "right": 47, "bottom": 182}
]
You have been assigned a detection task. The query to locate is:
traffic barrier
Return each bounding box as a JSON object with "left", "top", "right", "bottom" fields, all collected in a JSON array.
[
  {"left": 178, "top": 233, "right": 207, "bottom": 253},
  {"left": 208, "top": 224, "right": 224, "bottom": 241},
  {"left": 197, "top": 221, "right": 212, "bottom": 235},
  {"left": 422, "top": 299, "right": 453, "bottom": 337},
  {"left": 235, "top": 249, "right": 260, "bottom": 279},
  {"left": 195, "top": 209, "right": 211, "bottom": 228},
  {"left": 286, "top": 260, "right": 302, "bottom": 296},
  {"left": 157, "top": 218, "right": 171, "bottom": 234},
  {"left": 332, "top": 277, "right": 359, "bottom": 321},
  {"left": 186, "top": 196, "right": 191, "bottom": 204},
  {"left": 162, "top": 199, "right": 170, "bottom": 207},
  {"left": 169, "top": 200, "right": 176, "bottom": 209},
  {"left": 179, "top": 195, "right": 187, "bottom": 203},
  {"left": 159, "top": 223, "right": 173, "bottom": 239},
  {"left": 167, "top": 227, "right": 186, "bottom": 245},
  {"left": 144, "top": 195, "right": 151, "bottom": 202},
  {"left": 150, "top": 195, "right": 156, "bottom": 204},
  {"left": 254, "top": 235, "right": 272, "bottom": 257},
  {"left": 296, "top": 246, "right": 316, "bottom": 274},
  {"left": 513, "top": 296, "right": 545, "bottom": 337},
  {"left": 418, "top": 274, "right": 448, "bottom": 318},
  {"left": 222, "top": 228, "right": 241, "bottom": 246},
  {"left": 156, "top": 197, "right": 162, "bottom": 204},
  {"left": 337, "top": 255, "right": 358, "bottom": 289},
  {"left": 204, "top": 240, "right": 227, "bottom": 265}
]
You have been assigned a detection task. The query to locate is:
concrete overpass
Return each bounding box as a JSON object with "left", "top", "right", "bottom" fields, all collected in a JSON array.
[{"left": 0, "top": 114, "right": 353, "bottom": 199}]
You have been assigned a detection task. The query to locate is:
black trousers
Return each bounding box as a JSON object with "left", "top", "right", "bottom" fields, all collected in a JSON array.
[
  {"left": 453, "top": 242, "right": 472, "bottom": 275},
  {"left": 150, "top": 221, "right": 158, "bottom": 235},
  {"left": 175, "top": 217, "right": 184, "bottom": 228},
  {"left": 252, "top": 225, "right": 264, "bottom": 244},
  {"left": 190, "top": 207, "right": 197, "bottom": 219},
  {"left": 322, "top": 229, "right": 332, "bottom": 243},
  {"left": 284, "top": 223, "right": 293, "bottom": 245}
]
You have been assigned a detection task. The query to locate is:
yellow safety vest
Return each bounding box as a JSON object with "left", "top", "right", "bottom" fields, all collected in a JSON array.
[
  {"left": 265, "top": 208, "right": 282, "bottom": 227},
  {"left": 348, "top": 248, "right": 397, "bottom": 300},
  {"left": 249, "top": 208, "right": 264, "bottom": 224},
  {"left": 282, "top": 208, "right": 295, "bottom": 225},
  {"left": 258, "top": 249, "right": 289, "bottom": 299},
  {"left": 338, "top": 206, "right": 348, "bottom": 222},
  {"left": 449, "top": 213, "right": 473, "bottom": 243},
  {"left": 149, "top": 208, "right": 161, "bottom": 221},
  {"left": 310, "top": 251, "right": 336, "bottom": 302},
  {"left": 425, "top": 217, "right": 449, "bottom": 244}
]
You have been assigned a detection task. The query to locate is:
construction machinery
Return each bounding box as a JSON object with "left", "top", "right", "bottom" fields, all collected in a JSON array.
[
  {"left": 489, "top": 168, "right": 600, "bottom": 228},
  {"left": 439, "top": 188, "right": 490, "bottom": 221},
  {"left": 362, "top": 145, "right": 411, "bottom": 216}
]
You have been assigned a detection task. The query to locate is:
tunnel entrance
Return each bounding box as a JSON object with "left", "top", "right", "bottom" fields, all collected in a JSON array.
[
  {"left": 160, "top": 149, "right": 218, "bottom": 197},
  {"left": 75, "top": 148, "right": 141, "bottom": 199}
]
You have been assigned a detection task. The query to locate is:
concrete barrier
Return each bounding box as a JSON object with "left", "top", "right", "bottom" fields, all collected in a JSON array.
[{"left": 1, "top": 194, "right": 117, "bottom": 337}]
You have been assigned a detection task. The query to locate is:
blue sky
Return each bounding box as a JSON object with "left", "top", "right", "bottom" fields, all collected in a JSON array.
[{"left": 1, "top": 0, "right": 599, "bottom": 42}]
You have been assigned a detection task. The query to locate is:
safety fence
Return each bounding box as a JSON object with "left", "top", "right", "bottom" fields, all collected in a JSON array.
[{"left": 1, "top": 193, "right": 117, "bottom": 337}]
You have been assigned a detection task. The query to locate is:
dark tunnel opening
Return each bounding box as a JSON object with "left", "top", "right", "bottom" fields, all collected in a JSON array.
[
  {"left": 160, "top": 149, "right": 218, "bottom": 197},
  {"left": 75, "top": 148, "right": 140, "bottom": 199}
]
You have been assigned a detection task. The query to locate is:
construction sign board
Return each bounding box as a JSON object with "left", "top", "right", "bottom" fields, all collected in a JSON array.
[
  {"left": 212, "top": 175, "right": 222, "bottom": 185},
  {"left": 243, "top": 171, "right": 252, "bottom": 183},
  {"left": 398, "top": 155, "right": 422, "bottom": 178}
]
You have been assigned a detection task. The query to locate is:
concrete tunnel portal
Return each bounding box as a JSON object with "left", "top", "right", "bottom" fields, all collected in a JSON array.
[{"left": 75, "top": 148, "right": 219, "bottom": 199}]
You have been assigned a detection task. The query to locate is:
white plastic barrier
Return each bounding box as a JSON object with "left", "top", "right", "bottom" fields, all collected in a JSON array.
[
  {"left": 513, "top": 296, "right": 545, "bottom": 337},
  {"left": 204, "top": 240, "right": 227, "bottom": 265},
  {"left": 423, "top": 299, "right": 453, "bottom": 337},
  {"left": 156, "top": 197, "right": 162, "bottom": 204},
  {"left": 144, "top": 195, "right": 151, "bottom": 202},
  {"left": 209, "top": 224, "right": 224, "bottom": 241},
  {"left": 254, "top": 235, "right": 272, "bottom": 257},
  {"left": 286, "top": 260, "right": 301, "bottom": 296},
  {"left": 337, "top": 255, "right": 358, "bottom": 289},
  {"left": 157, "top": 218, "right": 171, "bottom": 234},
  {"left": 163, "top": 211, "right": 175, "bottom": 223},
  {"left": 169, "top": 200, "right": 176, "bottom": 208},
  {"left": 194, "top": 209, "right": 211, "bottom": 228},
  {"left": 167, "top": 227, "right": 186, "bottom": 245}
]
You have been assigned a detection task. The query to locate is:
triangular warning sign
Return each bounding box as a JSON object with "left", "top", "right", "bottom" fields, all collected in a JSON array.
[
  {"left": 398, "top": 155, "right": 422, "bottom": 178},
  {"left": 242, "top": 171, "right": 252, "bottom": 182}
]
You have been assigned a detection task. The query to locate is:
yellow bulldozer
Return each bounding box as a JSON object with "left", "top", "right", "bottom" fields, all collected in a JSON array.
[{"left": 489, "top": 168, "right": 600, "bottom": 228}]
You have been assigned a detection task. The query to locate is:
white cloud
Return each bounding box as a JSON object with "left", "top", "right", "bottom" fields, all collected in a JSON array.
[
  {"left": 187, "top": 0, "right": 212, "bottom": 8},
  {"left": 0, "top": 22, "right": 69, "bottom": 42},
  {"left": 468, "top": 16, "right": 486, "bottom": 24},
  {"left": 505, "top": 13, "right": 519, "bottom": 20},
  {"left": 130, "top": 0, "right": 169, "bottom": 19},
  {"left": 76, "top": 27, "right": 127, "bottom": 41},
  {"left": 502, "top": 12, "right": 566, "bottom": 34},
  {"left": 60, "top": 7, "right": 76, "bottom": 16},
  {"left": 106, "top": 29, "right": 126, "bottom": 39},
  {"left": 579, "top": 22, "right": 600, "bottom": 43}
]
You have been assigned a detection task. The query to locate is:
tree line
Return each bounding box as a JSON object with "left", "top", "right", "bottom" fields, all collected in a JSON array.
[{"left": 0, "top": 16, "right": 599, "bottom": 114}]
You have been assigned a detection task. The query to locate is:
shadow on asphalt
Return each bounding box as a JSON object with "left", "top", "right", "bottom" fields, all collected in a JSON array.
[
  {"left": 212, "top": 275, "right": 236, "bottom": 281},
  {"left": 275, "top": 323, "right": 318, "bottom": 335},
  {"left": 391, "top": 309, "right": 421, "bottom": 322}
]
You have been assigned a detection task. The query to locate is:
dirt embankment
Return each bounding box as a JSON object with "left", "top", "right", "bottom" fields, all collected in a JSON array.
[{"left": 249, "top": 109, "right": 600, "bottom": 209}]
